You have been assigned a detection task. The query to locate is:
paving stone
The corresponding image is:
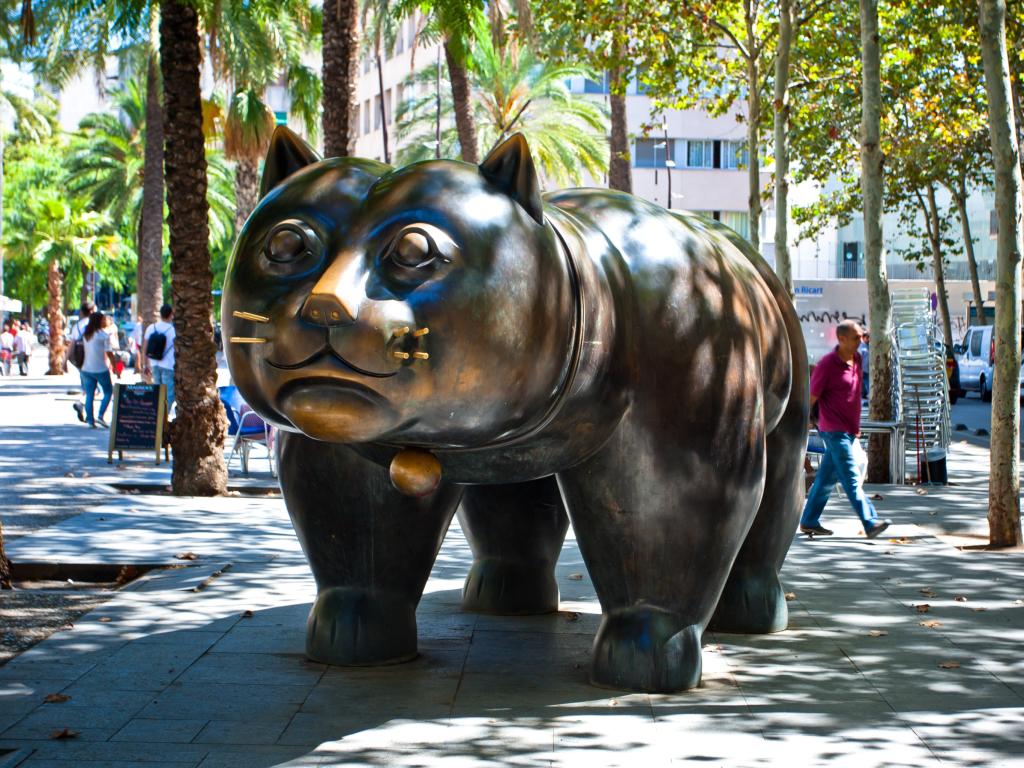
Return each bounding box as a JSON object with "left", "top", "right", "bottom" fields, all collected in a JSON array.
[
  {"left": 111, "top": 718, "right": 208, "bottom": 743},
  {"left": 192, "top": 718, "right": 291, "bottom": 746},
  {"left": 137, "top": 682, "right": 313, "bottom": 723}
]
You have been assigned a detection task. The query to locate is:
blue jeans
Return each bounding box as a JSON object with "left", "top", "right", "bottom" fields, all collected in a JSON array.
[
  {"left": 801, "top": 431, "right": 879, "bottom": 532},
  {"left": 152, "top": 366, "right": 174, "bottom": 410},
  {"left": 81, "top": 370, "right": 113, "bottom": 425}
]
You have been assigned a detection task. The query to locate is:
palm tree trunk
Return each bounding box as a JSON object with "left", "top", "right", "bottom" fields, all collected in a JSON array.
[
  {"left": 608, "top": 67, "right": 631, "bottom": 193},
  {"left": 138, "top": 18, "right": 165, "bottom": 353},
  {"left": 744, "top": 0, "right": 761, "bottom": 253},
  {"left": 773, "top": 0, "right": 794, "bottom": 295},
  {"left": 444, "top": 40, "right": 479, "bottom": 164},
  {"left": 233, "top": 156, "right": 260, "bottom": 234},
  {"left": 951, "top": 178, "right": 986, "bottom": 322},
  {"left": 160, "top": 0, "right": 227, "bottom": 496},
  {"left": 322, "top": 0, "right": 360, "bottom": 157},
  {"left": 921, "top": 185, "right": 954, "bottom": 350},
  {"left": 978, "top": 0, "right": 1023, "bottom": 547},
  {"left": 859, "top": 0, "right": 894, "bottom": 483},
  {"left": 79, "top": 263, "right": 92, "bottom": 306},
  {"left": 46, "top": 260, "right": 64, "bottom": 375}
]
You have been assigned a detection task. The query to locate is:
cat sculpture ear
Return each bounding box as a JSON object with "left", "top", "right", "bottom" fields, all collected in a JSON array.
[
  {"left": 260, "top": 126, "right": 322, "bottom": 199},
  {"left": 479, "top": 133, "right": 544, "bottom": 226}
]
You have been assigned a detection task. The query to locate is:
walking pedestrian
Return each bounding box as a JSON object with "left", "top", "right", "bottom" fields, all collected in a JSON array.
[
  {"left": 142, "top": 304, "right": 176, "bottom": 411},
  {"left": 69, "top": 302, "right": 95, "bottom": 422},
  {"left": 12, "top": 320, "right": 33, "bottom": 376},
  {"left": 0, "top": 321, "right": 14, "bottom": 376},
  {"left": 80, "top": 311, "right": 118, "bottom": 428},
  {"left": 800, "top": 319, "right": 892, "bottom": 538}
]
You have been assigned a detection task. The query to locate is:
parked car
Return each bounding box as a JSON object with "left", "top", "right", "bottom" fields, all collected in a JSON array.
[{"left": 956, "top": 325, "right": 994, "bottom": 402}]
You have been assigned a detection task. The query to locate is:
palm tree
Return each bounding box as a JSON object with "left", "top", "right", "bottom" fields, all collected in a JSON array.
[
  {"left": 66, "top": 82, "right": 238, "bottom": 273},
  {"left": 161, "top": 0, "right": 227, "bottom": 496},
  {"left": 6, "top": 194, "right": 125, "bottom": 374},
  {"left": 397, "top": 0, "right": 487, "bottom": 164},
  {"left": 207, "top": 0, "right": 321, "bottom": 229},
  {"left": 322, "top": 0, "right": 361, "bottom": 156},
  {"left": 396, "top": 20, "right": 607, "bottom": 186}
]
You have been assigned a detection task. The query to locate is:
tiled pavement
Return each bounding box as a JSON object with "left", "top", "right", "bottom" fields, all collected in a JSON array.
[{"left": 1, "top": 369, "right": 1023, "bottom": 766}]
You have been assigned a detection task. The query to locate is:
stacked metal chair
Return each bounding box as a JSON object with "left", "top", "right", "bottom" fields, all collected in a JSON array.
[{"left": 890, "top": 288, "right": 951, "bottom": 482}]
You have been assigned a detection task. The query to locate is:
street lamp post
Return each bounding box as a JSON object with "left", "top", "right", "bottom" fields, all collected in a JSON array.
[{"left": 665, "top": 159, "right": 675, "bottom": 210}]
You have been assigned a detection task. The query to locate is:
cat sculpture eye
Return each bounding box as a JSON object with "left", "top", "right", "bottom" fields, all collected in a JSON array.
[
  {"left": 265, "top": 220, "right": 321, "bottom": 264},
  {"left": 384, "top": 224, "right": 456, "bottom": 279}
]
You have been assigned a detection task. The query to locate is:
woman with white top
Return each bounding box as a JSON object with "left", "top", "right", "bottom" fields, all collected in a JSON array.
[{"left": 80, "top": 311, "right": 118, "bottom": 428}]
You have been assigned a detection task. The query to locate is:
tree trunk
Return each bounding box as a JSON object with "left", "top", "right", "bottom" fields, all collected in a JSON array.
[
  {"left": 922, "top": 185, "right": 954, "bottom": 350},
  {"left": 744, "top": 0, "right": 762, "bottom": 254},
  {"left": 46, "top": 260, "right": 65, "bottom": 375},
  {"left": 0, "top": 517, "right": 10, "bottom": 589},
  {"left": 322, "top": 0, "right": 360, "bottom": 157},
  {"left": 952, "top": 178, "right": 986, "bottom": 322},
  {"left": 608, "top": 67, "right": 631, "bottom": 193},
  {"left": 860, "top": 0, "right": 894, "bottom": 483},
  {"left": 160, "top": 0, "right": 227, "bottom": 497},
  {"left": 978, "top": 0, "right": 1023, "bottom": 547},
  {"left": 444, "top": 40, "right": 479, "bottom": 164},
  {"left": 138, "top": 15, "right": 165, "bottom": 355},
  {"left": 773, "top": 0, "right": 794, "bottom": 295},
  {"left": 233, "top": 156, "right": 259, "bottom": 235},
  {"left": 376, "top": 52, "right": 390, "bottom": 164}
]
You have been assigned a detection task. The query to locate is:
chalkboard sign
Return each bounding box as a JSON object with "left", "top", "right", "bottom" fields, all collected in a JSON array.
[{"left": 107, "top": 383, "right": 168, "bottom": 464}]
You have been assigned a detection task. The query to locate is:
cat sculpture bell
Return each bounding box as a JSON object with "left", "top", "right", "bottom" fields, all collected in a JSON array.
[{"left": 389, "top": 448, "right": 442, "bottom": 497}]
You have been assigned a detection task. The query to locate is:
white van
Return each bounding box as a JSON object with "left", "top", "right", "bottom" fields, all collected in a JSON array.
[{"left": 956, "top": 325, "right": 994, "bottom": 401}]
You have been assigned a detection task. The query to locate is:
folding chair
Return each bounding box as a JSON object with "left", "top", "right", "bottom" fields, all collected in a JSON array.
[{"left": 219, "top": 385, "right": 275, "bottom": 476}]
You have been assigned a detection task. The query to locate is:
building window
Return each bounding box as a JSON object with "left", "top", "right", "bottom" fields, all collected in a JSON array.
[
  {"left": 407, "top": 14, "right": 418, "bottom": 49},
  {"left": 634, "top": 138, "right": 675, "bottom": 168},
  {"left": 384, "top": 88, "right": 393, "bottom": 124},
  {"left": 720, "top": 211, "right": 750, "bottom": 239},
  {"left": 396, "top": 23, "right": 405, "bottom": 54},
  {"left": 721, "top": 140, "right": 748, "bottom": 169},
  {"left": 583, "top": 72, "right": 609, "bottom": 94},
  {"left": 363, "top": 98, "right": 371, "bottom": 134},
  {"left": 373, "top": 95, "right": 381, "bottom": 129},
  {"left": 363, "top": 55, "right": 371, "bottom": 75},
  {"left": 684, "top": 139, "right": 713, "bottom": 168}
]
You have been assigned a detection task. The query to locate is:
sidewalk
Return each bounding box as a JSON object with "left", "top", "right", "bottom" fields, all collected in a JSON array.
[{"left": 2, "top": 362, "right": 1023, "bottom": 766}]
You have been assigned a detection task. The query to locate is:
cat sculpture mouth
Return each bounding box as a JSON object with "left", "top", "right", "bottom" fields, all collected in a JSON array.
[{"left": 267, "top": 345, "right": 398, "bottom": 378}]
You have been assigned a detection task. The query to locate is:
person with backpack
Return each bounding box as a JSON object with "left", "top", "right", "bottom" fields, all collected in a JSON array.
[
  {"left": 143, "top": 304, "right": 176, "bottom": 410},
  {"left": 68, "top": 302, "right": 95, "bottom": 422}
]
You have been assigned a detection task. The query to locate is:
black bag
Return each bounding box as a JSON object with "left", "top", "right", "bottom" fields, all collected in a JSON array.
[
  {"left": 68, "top": 338, "right": 85, "bottom": 369},
  {"left": 146, "top": 329, "right": 168, "bottom": 360}
]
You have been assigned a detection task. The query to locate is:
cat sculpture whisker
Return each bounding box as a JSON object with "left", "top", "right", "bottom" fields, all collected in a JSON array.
[
  {"left": 229, "top": 337, "right": 267, "bottom": 344},
  {"left": 232, "top": 311, "right": 270, "bottom": 323}
]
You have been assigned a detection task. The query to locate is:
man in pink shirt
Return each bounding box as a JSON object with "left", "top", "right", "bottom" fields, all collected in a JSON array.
[{"left": 800, "top": 320, "right": 891, "bottom": 538}]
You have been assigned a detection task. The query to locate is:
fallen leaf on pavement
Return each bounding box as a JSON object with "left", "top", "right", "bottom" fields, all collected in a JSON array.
[
  {"left": 916, "top": 604, "right": 931, "bottom": 613},
  {"left": 49, "top": 728, "right": 79, "bottom": 739},
  {"left": 919, "top": 588, "right": 936, "bottom": 596},
  {"left": 175, "top": 552, "right": 198, "bottom": 561},
  {"left": 1014, "top": 599, "right": 1024, "bottom": 606},
  {"left": 972, "top": 607, "right": 987, "bottom": 613},
  {"left": 890, "top": 537, "right": 912, "bottom": 545},
  {"left": 242, "top": 610, "right": 254, "bottom": 618},
  {"left": 920, "top": 620, "right": 942, "bottom": 628},
  {"left": 562, "top": 611, "right": 580, "bottom": 622},
  {"left": 870, "top": 493, "right": 884, "bottom": 501},
  {"left": 784, "top": 592, "right": 796, "bottom": 601},
  {"left": 567, "top": 573, "right": 583, "bottom": 581},
  {"left": 915, "top": 488, "right": 928, "bottom": 495},
  {"left": 954, "top": 596, "right": 967, "bottom": 603},
  {"left": 938, "top": 660, "right": 961, "bottom": 669},
  {"left": 608, "top": 699, "right": 619, "bottom": 707},
  {"left": 43, "top": 694, "right": 71, "bottom": 704},
  {"left": 99, "top": 617, "right": 111, "bottom": 623},
  {"left": 867, "top": 630, "right": 887, "bottom": 637}
]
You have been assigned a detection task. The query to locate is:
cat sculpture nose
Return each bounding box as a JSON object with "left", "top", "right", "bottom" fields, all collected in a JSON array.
[
  {"left": 301, "top": 256, "right": 361, "bottom": 326},
  {"left": 301, "top": 293, "right": 356, "bottom": 326}
]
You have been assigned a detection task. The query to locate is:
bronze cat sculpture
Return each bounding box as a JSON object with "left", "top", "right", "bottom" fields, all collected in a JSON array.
[{"left": 222, "top": 126, "right": 808, "bottom": 693}]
